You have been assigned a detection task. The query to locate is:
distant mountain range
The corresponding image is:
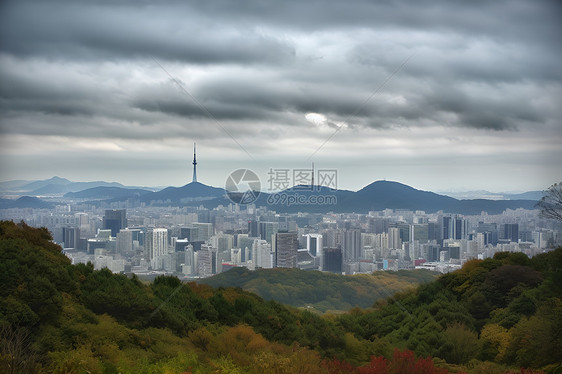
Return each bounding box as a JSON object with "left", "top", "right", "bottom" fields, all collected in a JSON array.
[
  {"left": 64, "top": 186, "right": 153, "bottom": 200},
  {"left": 128, "top": 179, "right": 540, "bottom": 214},
  {"left": 0, "top": 196, "right": 55, "bottom": 209},
  {"left": 0, "top": 177, "right": 542, "bottom": 214},
  {"left": 0, "top": 176, "right": 156, "bottom": 196},
  {"left": 438, "top": 189, "right": 544, "bottom": 201},
  {"left": 139, "top": 181, "right": 225, "bottom": 204}
]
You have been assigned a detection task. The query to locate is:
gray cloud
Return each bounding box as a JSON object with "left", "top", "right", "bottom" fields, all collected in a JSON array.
[
  {"left": 0, "top": 0, "right": 560, "bottom": 190},
  {"left": 0, "top": 1, "right": 296, "bottom": 65}
]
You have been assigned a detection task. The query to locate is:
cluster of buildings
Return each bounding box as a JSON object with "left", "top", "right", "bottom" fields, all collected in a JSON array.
[
  {"left": 2, "top": 200, "right": 560, "bottom": 277},
  {"left": 2, "top": 153, "right": 559, "bottom": 276}
]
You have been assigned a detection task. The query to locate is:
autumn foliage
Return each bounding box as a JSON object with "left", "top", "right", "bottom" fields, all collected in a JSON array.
[
  {"left": 322, "top": 349, "right": 454, "bottom": 374},
  {"left": 0, "top": 221, "right": 560, "bottom": 373}
]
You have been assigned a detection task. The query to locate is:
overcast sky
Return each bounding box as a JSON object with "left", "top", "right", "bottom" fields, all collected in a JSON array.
[{"left": 0, "top": 0, "right": 561, "bottom": 193}]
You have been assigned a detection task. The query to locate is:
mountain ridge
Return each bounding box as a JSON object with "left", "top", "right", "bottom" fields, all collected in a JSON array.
[
  {"left": 0, "top": 177, "right": 541, "bottom": 214},
  {"left": 64, "top": 186, "right": 153, "bottom": 200}
]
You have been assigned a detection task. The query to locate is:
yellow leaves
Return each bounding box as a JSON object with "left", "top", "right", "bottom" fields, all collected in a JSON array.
[
  {"left": 48, "top": 344, "right": 102, "bottom": 374},
  {"left": 189, "top": 327, "right": 213, "bottom": 352},
  {"left": 188, "top": 282, "right": 214, "bottom": 299},
  {"left": 452, "top": 280, "right": 471, "bottom": 294},
  {"left": 213, "top": 324, "right": 269, "bottom": 356},
  {"left": 193, "top": 324, "right": 325, "bottom": 373},
  {"left": 252, "top": 351, "right": 293, "bottom": 374},
  {"left": 480, "top": 323, "right": 510, "bottom": 362},
  {"left": 251, "top": 348, "right": 324, "bottom": 374},
  {"left": 210, "top": 356, "right": 244, "bottom": 374},
  {"left": 460, "top": 259, "right": 484, "bottom": 274}
]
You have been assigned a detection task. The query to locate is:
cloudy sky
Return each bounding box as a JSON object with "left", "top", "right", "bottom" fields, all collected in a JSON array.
[{"left": 1, "top": 0, "right": 561, "bottom": 193}]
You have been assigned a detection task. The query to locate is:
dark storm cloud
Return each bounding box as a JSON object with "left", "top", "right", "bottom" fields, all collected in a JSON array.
[
  {"left": 0, "top": 0, "right": 560, "bottom": 141},
  {"left": 0, "top": 1, "right": 296, "bottom": 65},
  {"left": 2, "top": 0, "right": 559, "bottom": 63}
]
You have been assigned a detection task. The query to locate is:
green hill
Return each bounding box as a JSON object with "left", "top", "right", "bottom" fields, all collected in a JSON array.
[
  {"left": 337, "top": 250, "right": 562, "bottom": 372},
  {"left": 1, "top": 220, "right": 560, "bottom": 373},
  {"left": 201, "top": 267, "right": 438, "bottom": 313},
  {"left": 1, "top": 221, "right": 367, "bottom": 373}
]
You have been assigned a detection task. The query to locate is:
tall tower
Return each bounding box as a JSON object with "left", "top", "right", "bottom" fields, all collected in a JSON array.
[{"left": 192, "top": 142, "right": 197, "bottom": 183}]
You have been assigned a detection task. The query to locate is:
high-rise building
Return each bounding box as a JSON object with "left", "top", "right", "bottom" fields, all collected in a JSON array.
[
  {"left": 440, "top": 215, "right": 468, "bottom": 241},
  {"left": 193, "top": 223, "right": 214, "bottom": 242},
  {"left": 175, "top": 238, "right": 190, "bottom": 252},
  {"left": 248, "top": 220, "right": 259, "bottom": 237},
  {"left": 116, "top": 229, "right": 133, "bottom": 255},
  {"left": 502, "top": 224, "right": 519, "bottom": 243},
  {"left": 146, "top": 228, "right": 168, "bottom": 269},
  {"left": 273, "top": 232, "right": 298, "bottom": 268},
  {"left": 448, "top": 245, "right": 461, "bottom": 259},
  {"left": 179, "top": 227, "right": 199, "bottom": 242},
  {"left": 196, "top": 245, "right": 213, "bottom": 277},
  {"left": 388, "top": 227, "right": 402, "bottom": 250},
  {"left": 259, "top": 222, "right": 279, "bottom": 243},
  {"left": 397, "top": 223, "right": 410, "bottom": 242},
  {"left": 421, "top": 243, "right": 440, "bottom": 262},
  {"left": 428, "top": 222, "right": 438, "bottom": 242},
  {"left": 212, "top": 233, "right": 234, "bottom": 261},
  {"left": 342, "top": 229, "right": 362, "bottom": 262},
  {"left": 304, "top": 233, "right": 323, "bottom": 257},
  {"left": 411, "top": 224, "right": 429, "bottom": 244},
  {"left": 103, "top": 209, "right": 127, "bottom": 237},
  {"left": 212, "top": 233, "right": 234, "bottom": 252},
  {"left": 323, "top": 247, "right": 342, "bottom": 273},
  {"left": 476, "top": 222, "right": 498, "bottom": 246},
  {"left": 61, "top": 227, "right": 80, "bottom": 249},
  {"left": 368, "top": 217, "right": 389, "bottom": 234},
  {"left": 238, "top": 235, "right": 258, "bottom": 262},
  {"left": 253, "top": 239, "right": 272, "bottom": 269},
  {"left": 182, "top": 245, "right": 195, "bottom": 275},
  {"left": 453, "top": 217, "right": 468, "bottom": 240},
  {"left": 440, "top": 215, "right": 452, "bottom": 241},
  {"left": 323, "top": 228, "right": 342, "bottom": 248}
]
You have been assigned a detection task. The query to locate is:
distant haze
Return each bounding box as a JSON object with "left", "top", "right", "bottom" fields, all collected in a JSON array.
[{"left": 0, "top": 0, "right": 561, "bottom": 192}]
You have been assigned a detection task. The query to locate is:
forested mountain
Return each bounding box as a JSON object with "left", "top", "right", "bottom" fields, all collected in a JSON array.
[
  {"left": 2, "top": 176, "right": 127, "bottom": 195},
  {"left": 1, "top": 220, "right": 560, "bottom": 373},
  {"left": 338, "top": 250, "right": 562, "bottom": 372},
  {"left": 64, "top": 186, "right": 152, "bottom": 200},
  {"left": 201, "top": 267, "right": 438, "bottom": 313},
  {"left": 131, "top": 180, "right": 538, "bottom": 214},
  {"left": 0, "top": 196, "right": 55, "bottom": 209},
  {"left": 140, "top": 181, "right": 226, "bottom": 204}
]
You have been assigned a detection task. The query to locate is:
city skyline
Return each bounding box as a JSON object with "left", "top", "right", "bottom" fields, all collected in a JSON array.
[{"left": 0, "top": 0, "right": 561, "bottom": 193}]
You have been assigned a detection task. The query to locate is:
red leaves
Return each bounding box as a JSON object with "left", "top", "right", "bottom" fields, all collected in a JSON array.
[
  {"left": 321, "top": 358, "right": 357, "bottom": 374},
  {"left": 357, "top": 355, "right": 388, "bottom": 374},
  {"left": 323, "top": 349, "right": 451, "bottom": 374}
]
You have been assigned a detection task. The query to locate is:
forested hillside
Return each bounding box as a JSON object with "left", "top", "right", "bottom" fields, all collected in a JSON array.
[
  {"left": 1, "top": 220, "right": 560, "bottom": 373},
  {"left": 338, "top": 249, "right": 562, "bottom": 372},
  {"left": 201, "top": 267, "right": 437, "bottom": 313}
]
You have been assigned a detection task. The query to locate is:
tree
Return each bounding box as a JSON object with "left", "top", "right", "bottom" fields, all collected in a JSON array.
[
  {"left": 537, "top": 182, "right": 562, "bottom": 222},
  {"left": 440, "top": 322, "right": 479, "bottom": 364}
]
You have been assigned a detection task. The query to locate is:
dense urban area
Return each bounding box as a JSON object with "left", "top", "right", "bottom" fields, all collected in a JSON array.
[{"left": 2, "top": 198, "right": 559, "bottom": 279}]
